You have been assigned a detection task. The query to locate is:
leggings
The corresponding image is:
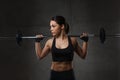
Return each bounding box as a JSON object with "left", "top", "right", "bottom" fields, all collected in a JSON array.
[{"left": 50, "top": 69, "right": 75, "bottom": 80}]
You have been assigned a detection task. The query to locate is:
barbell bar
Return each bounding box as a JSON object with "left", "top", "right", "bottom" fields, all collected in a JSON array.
[
  {"left": 0, "top": 27, "right": 120, "bottom": 46},
  {"left": 15, "top": 27, "right": 106, "bottom": 46}
]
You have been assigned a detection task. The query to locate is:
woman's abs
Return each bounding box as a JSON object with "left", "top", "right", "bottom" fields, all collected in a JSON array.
[{"left": 51, "top": 61, "right": 73, "bottom": 71}]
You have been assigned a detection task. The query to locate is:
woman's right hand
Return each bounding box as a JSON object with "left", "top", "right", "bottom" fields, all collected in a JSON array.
[{"left": 35, "top": 34, "right": 44, "bottom": 42}]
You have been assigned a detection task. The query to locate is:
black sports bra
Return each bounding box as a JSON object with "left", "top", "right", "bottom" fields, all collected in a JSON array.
[{"left": 51, "top": 36, "right": 74, "bottom": 62}]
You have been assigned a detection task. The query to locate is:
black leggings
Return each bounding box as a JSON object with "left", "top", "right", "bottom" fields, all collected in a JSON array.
[{"left": 50, "top": 69, "right": 75, "bottom": 80}]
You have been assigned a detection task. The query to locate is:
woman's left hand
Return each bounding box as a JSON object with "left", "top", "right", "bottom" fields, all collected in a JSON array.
[{"left": 80, "top": 32, "right": 89, "bottom": 42}]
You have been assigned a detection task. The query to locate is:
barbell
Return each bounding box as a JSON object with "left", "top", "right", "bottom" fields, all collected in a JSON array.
[
  {"left": 0, "top": 27, "right": 120, "bottom": 46},
  {"left": 16, "top": 27, "right": 106, "bottom": 46}
]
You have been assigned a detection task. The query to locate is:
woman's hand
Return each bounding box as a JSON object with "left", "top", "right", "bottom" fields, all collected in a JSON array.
[
  {"left": 35, "top": 34, "right": 44, "bottom": 42},
  {"left": 80, "top": 32, "right": 89, "bottom": 42}
]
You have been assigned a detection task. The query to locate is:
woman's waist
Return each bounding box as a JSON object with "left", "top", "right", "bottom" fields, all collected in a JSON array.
[{"left": 51, "top": 61, "right": 73, "bottom": 71}]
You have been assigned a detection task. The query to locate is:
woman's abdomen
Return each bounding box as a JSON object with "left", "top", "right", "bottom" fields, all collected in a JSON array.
[{"left": 51, "top": 61, "right": 73, "bottom": 71}]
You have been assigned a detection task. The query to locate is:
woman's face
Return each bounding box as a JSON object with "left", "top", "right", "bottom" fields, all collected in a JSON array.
[{"left": 50, "top": 20, "right": 62, "bottom": 37}]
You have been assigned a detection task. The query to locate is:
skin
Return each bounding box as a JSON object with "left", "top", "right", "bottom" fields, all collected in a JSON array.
[{"left": 35, "top": 20, "right": 88, "bottom": 71}]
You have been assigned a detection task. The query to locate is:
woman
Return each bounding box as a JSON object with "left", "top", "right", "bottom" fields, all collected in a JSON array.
[{"left": 35, "top": 16, "right": 88, "bottom": 80}]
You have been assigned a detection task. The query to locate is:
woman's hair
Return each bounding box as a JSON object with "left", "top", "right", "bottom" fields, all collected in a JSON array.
[{"left": 50, "top": 16, "right": 69, "bottom": 34}]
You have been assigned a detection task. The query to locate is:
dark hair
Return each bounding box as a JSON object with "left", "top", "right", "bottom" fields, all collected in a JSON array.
[{"left": 51, "top": 16, "right": 69, "bottom": 34}]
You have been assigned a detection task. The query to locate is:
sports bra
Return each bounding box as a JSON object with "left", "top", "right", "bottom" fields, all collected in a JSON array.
[{"left": 51, "top": 36, "right": 74, "bottom": 62}]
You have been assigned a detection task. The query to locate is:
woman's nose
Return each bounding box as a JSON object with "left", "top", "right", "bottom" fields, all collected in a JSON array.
[{"left": 50, "top": 27, "right": 53, "bottom": 31}]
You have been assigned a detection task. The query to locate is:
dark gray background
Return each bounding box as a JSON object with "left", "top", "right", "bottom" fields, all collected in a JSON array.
[{"left": 0, "top": 0, "right": 120, "bottom": 80}]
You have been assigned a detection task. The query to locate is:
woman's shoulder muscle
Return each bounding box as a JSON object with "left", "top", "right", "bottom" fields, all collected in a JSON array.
[
  {"left": 70, "top": 37, "right": 77, "bottom": 46},
  {"left": 45, "top": 38, "right": 54, "bottom": 49}
]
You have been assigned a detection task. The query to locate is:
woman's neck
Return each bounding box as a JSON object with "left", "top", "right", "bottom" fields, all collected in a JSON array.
[{"left": 55, "top": 32, "right": 67, "bottom": 40}]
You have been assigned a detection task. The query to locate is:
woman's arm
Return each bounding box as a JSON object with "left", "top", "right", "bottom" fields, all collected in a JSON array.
[
  {"left": 74, "top": 38, "right": 88, "bottom": 59},
  {"left": 35, "top": 39, "right": 51, "bottom": 60}
]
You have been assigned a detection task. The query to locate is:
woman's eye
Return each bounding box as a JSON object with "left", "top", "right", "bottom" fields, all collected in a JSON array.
[{"left": 52, "top": 25, "right": 55, "bottom": 27}]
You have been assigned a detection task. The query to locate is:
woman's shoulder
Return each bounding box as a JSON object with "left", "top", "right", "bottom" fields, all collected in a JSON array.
[
  {"left": 45, "top": 37, "right": 54, "bottom": 46},
  {"left": 70, "top": 37, "right": 77, "bottom": 41},
  {"left": 70, "top": 37, "right": 77, "bottom": 45},
  {"left": 47, "top": 37, "right": 54, "bottom": 42}
]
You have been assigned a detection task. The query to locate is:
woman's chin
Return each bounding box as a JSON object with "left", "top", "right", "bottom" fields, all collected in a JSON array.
[
  {"left": 51, "top": 33, "right": 59, "bottom": 37},
  {"left": 52, "top": 34, "right": 55, "bottom": 37}
]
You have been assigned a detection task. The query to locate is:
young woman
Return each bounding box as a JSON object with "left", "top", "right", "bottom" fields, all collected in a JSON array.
[{"left": 35, "top": 16, "right": 88, "bottom": 80}]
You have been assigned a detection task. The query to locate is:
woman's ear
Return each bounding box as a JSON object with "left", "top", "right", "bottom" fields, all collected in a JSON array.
[{"left": 61, "top": 24, "right": 65, "bottom": 30}]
